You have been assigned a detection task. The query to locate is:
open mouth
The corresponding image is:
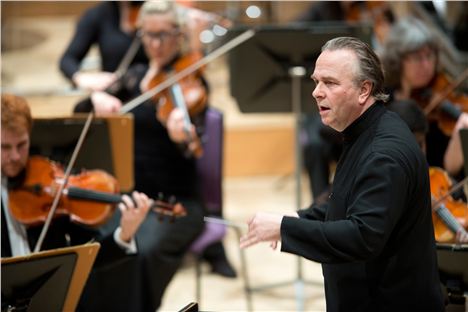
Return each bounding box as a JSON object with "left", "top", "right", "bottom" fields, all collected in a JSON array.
[{"left": 319, "top": 105, "right": 330, "bottom": 112}]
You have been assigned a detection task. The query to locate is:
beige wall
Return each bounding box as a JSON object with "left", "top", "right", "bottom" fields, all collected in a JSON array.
[{"left": 2, "top": 1, "right": 97, "bottom": 19}]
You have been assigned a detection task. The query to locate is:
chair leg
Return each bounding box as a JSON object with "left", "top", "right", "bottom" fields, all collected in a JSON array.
[
  {"left": 234, "top": 228, "right": 254, "bottom": 312},
  {"left": 195, "top": 256, "right": 202, "bottom": 306}
]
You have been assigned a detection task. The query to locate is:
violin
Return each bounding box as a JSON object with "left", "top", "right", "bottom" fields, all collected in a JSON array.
[
  {"left": 148, "top": 52, "right": 208, "bottom": 157},
  {"left": 8, "top": 156, "right": 186, "bottom": 227},
  {"left": 414, "top": 71, "right": 468, "bottom": 136},
  {"left": 429, "top": 167, "right": 468, "bottom": 243}
]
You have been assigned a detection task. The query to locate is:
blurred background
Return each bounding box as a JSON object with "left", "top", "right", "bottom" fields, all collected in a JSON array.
[{"left": 2, "top": 1, "right": 467, "bottom": 311}]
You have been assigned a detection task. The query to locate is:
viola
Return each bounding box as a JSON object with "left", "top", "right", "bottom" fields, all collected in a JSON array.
[
  {"left": 429, "top": 167, "right": 468, "bottom": 243},
  {"left": 148, "top": 52, "right": 208, "bottom": 158},
  {"left": 414, "top": 71, "right": 468, "bottom": 136},
  {"left": 8, "top": 156, "right": 186, "bottom": 227}
]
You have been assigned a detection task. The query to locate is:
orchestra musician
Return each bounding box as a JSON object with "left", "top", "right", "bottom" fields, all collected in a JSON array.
[
  {"left": 71, "top": 1, "right": 225, "bottom": 310},
  {"left": 386, "top": 99, "right": 468, "bottom": 244},
  {"left": 59, "top": 1, "right": 148, "bottom": 92},
  {"left": 240, "top": 37, "right": 444, "bottom": 311},
  {"left": 1, "top": 93, "right": 152, "bottom": 310},
  {"left": 60, "top": 0, "right": 236, "bottom": 280},
  {"left": 380, "top": 17, "right": 468, "bottom": 178}
]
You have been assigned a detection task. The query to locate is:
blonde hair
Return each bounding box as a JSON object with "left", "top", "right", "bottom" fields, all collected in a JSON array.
[
  {"left": 1, "top": 93, "right": 33, "bottom": 134},
  {"left": 137, "top": 0, "right": 182, "bottom": 28}
]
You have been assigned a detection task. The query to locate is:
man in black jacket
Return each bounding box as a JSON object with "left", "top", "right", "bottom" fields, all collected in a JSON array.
[{"left": 240, "top": 37, "right": 444, "bottom": 311}]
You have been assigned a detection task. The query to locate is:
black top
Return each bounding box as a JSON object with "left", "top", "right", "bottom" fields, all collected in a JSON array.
[
  {"left": 281, "top": 102, "right": 444, "bottom": 311},
  {"left": 59, "top": 2, "right": 147, "bottom": 79}
]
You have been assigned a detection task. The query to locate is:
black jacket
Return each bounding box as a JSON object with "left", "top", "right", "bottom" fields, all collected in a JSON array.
[{"left": 281, "top": 102, "right": 444, "bottom": 312}]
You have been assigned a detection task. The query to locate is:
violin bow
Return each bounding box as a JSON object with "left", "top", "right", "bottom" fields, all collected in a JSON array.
[
  {"left": 34, "top": 29, "right": 256, "bottom": 252},
  {"left": 115, "top": 36, "right": 142, "bottom": 79},
  {"left": 119, "top": 29, "right": 255, "bottom": 114},
  {"left": 33, "top": 111, "right": 96, "bottom": 253},
  {"left": 424, "top": 68, "right": 468, "bottom": 116}
]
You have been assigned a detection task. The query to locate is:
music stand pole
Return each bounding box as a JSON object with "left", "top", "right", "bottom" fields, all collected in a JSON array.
[{"left": 290, "top": 66, "right": 307, "bottom": 311}]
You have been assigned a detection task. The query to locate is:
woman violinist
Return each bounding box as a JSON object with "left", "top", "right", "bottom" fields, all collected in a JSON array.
[
  {"left": 1, "top": 93, "right": 152, "bottom": 308},
  {"left": 81, "top": 1, "right": 211, "bottom": 310},
  {"left": 380, "top": 17, "right": 468, "bottom": 175},
  {"left": 60, "top": 1, "right": 148, "bottom": 92}
]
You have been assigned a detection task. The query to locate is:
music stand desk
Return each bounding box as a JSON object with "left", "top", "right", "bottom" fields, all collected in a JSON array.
[{"left": 1, "top": 243, "right": 100, "bottom": 312}]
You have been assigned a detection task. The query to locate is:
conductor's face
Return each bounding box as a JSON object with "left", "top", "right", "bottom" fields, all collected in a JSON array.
[
  {"left": 1, "top": 128, "right": 30, "bottom": 178},
  {"left": 312, "top": 49, "right": 367, "bottom": 132}
]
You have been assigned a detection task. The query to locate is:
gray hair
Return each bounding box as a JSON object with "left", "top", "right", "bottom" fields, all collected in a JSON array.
[
  {"left": 322, "top": 36, "right": 389, "bottom": 103},
  {"left": 380, "top": 17, "right": 438, "bottom": 89}
]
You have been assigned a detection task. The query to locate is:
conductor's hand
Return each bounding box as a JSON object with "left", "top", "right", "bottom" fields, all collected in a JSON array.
[
  {"left": 118, "top": 191, "right": 151, "bottom": 243},
  {"left": 239, "top": 212, "right": 284, "bottom": 250}
]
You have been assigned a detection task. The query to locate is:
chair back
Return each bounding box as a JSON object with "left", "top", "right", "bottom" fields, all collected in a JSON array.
[{"left": 196, "top": 107, "right": 224, "bottom": 214}]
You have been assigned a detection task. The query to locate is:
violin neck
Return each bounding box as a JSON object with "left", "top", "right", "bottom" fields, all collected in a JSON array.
[
  {"left": 170, "top": 83, "right": 192, "bottom": 132},
  {"left": 66, "top": 186, "right": 122, "bottom": 204},
  {"left": 440, "top": 100, "right": 462, "bottom": 120},
  {"left": 435, "top": 203, "right": 465, "bottom": 234}
]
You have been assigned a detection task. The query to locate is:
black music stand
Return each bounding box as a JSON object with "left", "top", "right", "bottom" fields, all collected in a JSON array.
[
  {"left": 228, "top": 22, "right": 372, "bottom": 311},
  {"left": 436, "top": 243, "right": 468, "bottom": 306},
  {"left": 1, "top": 243, "right": 100, "bottom": 312},
  {"left": 30, "top": 117, "right": 113, "bottom": 173}
]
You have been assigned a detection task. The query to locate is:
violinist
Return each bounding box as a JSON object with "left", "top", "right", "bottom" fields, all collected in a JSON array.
[
  {"left": 61, "top": 0, "right": 236, "bottom": 280},
  {"left": 386, "top": 99, "right": 468, "bottom": 244},
  {"left": 1, "top": 93, "right": 152, "bottom": 309},
  {"left": 76, "top": 1, "right": 218, "bottom": 310},
  {"left": 59, "top": 1, "right": 148, "bottom": 92},
  {"left": 380, "top": 17, "right": 468, "bottom": 176}
]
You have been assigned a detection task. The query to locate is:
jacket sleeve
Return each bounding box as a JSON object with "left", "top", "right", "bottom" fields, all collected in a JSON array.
[
  {"left": 59, "top": 7, "right": 100, "bottom": 80},
  {"left": 297, "top": 201, "right": 328, "bottom": 221},
  {"left": 280, "top": 152, "right": 410, "bottom": 263},
  {"left": 68, "top": 222, "right": 135, "bottom": 269}
]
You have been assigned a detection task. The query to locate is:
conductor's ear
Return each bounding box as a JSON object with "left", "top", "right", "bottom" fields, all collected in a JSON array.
[{"left": 358, "top": 80, "right": 372, "bottom": 105}]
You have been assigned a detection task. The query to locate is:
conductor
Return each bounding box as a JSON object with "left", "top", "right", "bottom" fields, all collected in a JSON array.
[{"left": 240, "top": 37, "right": 444, "bottom": 311}]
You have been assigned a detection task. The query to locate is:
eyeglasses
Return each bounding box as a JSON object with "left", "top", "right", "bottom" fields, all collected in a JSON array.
[
  {"left": 404, "top": 49, "right": 436, "bottom": 64},
  {"left": 138, "top": 29, "right": 180, "bottom": 43}
]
